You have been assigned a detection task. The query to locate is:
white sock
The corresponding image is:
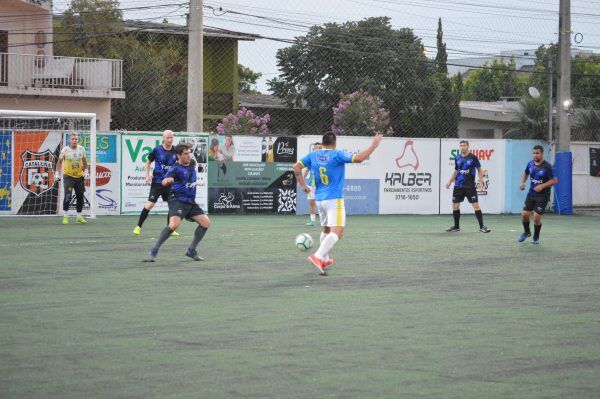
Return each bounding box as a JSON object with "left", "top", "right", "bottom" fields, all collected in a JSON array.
[
  {"left": 316, "top": 233, "right": 338, "bottom": 260},
  {"left": 319, "top": 232, "right": 329, "bottom": 261},
  {"left": 310, "top": 214, "right": 316, "bottom": 222},
  {"left": 77, "top": 212, "right": 82, "bottom": 218}
]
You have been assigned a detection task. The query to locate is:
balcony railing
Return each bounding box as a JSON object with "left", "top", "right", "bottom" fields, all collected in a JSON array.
[{"left": 0, "top": 53, "right": 123, "bottom": 93}]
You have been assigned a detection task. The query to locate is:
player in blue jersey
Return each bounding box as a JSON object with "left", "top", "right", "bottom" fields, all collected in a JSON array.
[
  {"left": 133, "top": 130, "right": 179, "bottom": 236},
  {"left": 445, "top": 140, "right": 491, "bottom": 233},
  {"left": 144, "top": 144, "right": 211, "bottom": 262},
  {"left": 519, "top": 145, "right": 557, "bottom": 244},
  {"left": 294, "top": 132, "right": 383, "bottom": 275}
]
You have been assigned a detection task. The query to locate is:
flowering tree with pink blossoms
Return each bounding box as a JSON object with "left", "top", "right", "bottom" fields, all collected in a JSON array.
[
  {"left": 216, "top": 107, "right": 270, "bottom": 135},
  {"left": 331, "top": 90, "right": 393, "bottom": 136}
]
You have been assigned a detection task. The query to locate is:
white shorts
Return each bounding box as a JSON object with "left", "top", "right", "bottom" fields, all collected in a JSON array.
[
  {"left": 316, "top": 198, "right": 346, "bottom": 227},
  {"left": 307, "top": 185, "right": 316, "bottom": 200}
]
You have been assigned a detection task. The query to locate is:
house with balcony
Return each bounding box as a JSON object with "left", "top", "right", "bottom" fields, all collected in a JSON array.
[{"left": 0, "top": 0, "right": 125, "bottom": 131}]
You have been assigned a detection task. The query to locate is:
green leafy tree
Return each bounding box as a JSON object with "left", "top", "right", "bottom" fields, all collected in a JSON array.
[
  {"left": 435, "top": 18, "right": 447, "bottom": 74},
  {"left": 238, "top": 64, "right": 262, "bottom": 94},
  {"left": 268, "top": 17, "right": 460, "bottom": 137},
  {"left": 507, "top": 97, "right": 549, "bottom": 139},
  {"left": 53, "top": 0, "right": 128, "bottom": 59},
  {"left": 463, "top": 59, "right": 526, "bottom": 101},
  {"left": 572, "top": 109, "right": 600, "bottom": 141}
]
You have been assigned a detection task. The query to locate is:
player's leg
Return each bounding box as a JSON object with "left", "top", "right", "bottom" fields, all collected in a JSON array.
[
  {"left": 447, "top": 188, "right": 463, "bottom": 232},
  {"left": 186, "top": 212, "right": 210, "bottom": 261},
  {"left": 470, "top": 199, "right": 490, "bottom": 233},
  {"left": 310, "top": 199, "right": 345, "bottom": 274},
  {"left": 133, "top": 185, "right": 159, "bottom": 235},
  {"left": 145, "top": 201, "right": 184, "bottom": 261},
  {"left": 163, "top": 188, "right": 180, "bottom": 237},
  {"left": 519, "top": 195, "right": 535, "bottom": 242},
  {"left": 74, "top": 178, "right": 87, "bottom": 224},
  {"left": 307, "top": 197, "right": 316, "bottom": 226},
  {"left": 531, "top": 197, "right": 547, "bottom": 244},
  {"left": 62, "top": 178, "right": 73, "bottom": 224}
]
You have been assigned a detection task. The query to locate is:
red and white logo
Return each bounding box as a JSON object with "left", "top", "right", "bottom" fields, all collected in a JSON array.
[
  {"left": 85, "top": 165, "right": 112, "bottom": 187},
  {"left": 395, "top": 140, "right": 419, "bottom": 170},
  {"left": 19, "top": 150, "right": 56, "bottom": 196}
]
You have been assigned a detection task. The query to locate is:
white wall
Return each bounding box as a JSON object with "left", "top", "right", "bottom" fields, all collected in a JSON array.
[{"left": 572, "top": 142, "right": 600, "bottom": 206}]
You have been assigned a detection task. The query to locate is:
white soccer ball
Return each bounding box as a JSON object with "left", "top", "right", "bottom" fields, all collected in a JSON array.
[{"left": 295, "top": 233, "right": 313, "bottom": 251}]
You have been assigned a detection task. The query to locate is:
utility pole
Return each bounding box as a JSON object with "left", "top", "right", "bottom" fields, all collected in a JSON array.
[
  {"left": 187, "top": 0, "right": 203, "bottom": 133},
  {"left": 547, "top": 56, "right": 553, "bottom": 143},
  {"left": 557, "top": 0, "right": 571, "bottom": 152},
  {"left": 553, "top": 0, "right": 573, "bottom": 215}
]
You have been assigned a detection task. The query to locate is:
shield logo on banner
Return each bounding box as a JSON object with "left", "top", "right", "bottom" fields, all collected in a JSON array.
[{"left": 19, "top": 150, "right": 56, "bottom": 196}]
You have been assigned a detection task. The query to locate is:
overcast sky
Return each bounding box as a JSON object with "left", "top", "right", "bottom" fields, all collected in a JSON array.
[{"left": 53, "top": 0, "right": 600, "bottom": 92}]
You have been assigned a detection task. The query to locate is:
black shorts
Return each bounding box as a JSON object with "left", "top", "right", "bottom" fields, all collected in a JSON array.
[
  {"left": 168, "top": 199, "right": 205, "bottom": 221},
  {"left": 63, "top": 175, "right": 85, "bottom": 195},
  {"left": 524, "top": 194, "right": 549, "bottom": 215},
  {"left": 452, "top": 186, "right": 478, "bottom": 204},
  {"left": 148, "top": 184, "right": 171, "bottom": 203}
]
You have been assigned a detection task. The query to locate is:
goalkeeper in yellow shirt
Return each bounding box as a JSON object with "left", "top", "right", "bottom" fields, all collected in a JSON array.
[{"left": 55, "top": 133, "right": 88, "bottom": 224}]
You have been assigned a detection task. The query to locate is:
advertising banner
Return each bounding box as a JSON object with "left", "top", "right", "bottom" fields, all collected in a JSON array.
[
  {"left": 209, "top": 135, "right": 297, "bottom": 163},
  {"left": 440, "top": 139, "right": 505, "bottom": 214},
  {"left": 0, "top": 131, "right": 12, "bottom": 212},
  {"left": 10, "top": 131, "right": 62, "bottom": 215},
  {"left": 208, "top": 161, "right": 297, "bottom": 214},
  {"left": 296, "top": 136, "right": 439, "bottom": 214},
  {"left": 121, "top": 133, "right": 209, "bottom": 214},
  {"left": 377, "top": 138, "right": 440, "bottom": 214}
]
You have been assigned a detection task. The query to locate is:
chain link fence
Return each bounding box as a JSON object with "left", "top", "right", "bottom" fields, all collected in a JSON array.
[{"left": 17, "top": 1, "right": 593, "bottom": 142}]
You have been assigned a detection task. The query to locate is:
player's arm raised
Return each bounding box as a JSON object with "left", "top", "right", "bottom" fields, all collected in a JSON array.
[{"left": 353, "top": 133, "right": 383, "bottom": 163}]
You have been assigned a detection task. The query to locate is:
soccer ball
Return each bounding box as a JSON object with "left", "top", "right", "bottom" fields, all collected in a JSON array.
[{"left": 295, "top": 233, "right": 313, "bottom": 251}]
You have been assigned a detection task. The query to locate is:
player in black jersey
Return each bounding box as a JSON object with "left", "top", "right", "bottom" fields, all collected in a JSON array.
[
  {"left": 445, "top": 140, "right": 491, "bottom": 233},
  {"left": 519, "top": 145, "right": 558, "bottom": 244},
  {"left": 132, "top": 130, "right": 178, "bottom": 237}
]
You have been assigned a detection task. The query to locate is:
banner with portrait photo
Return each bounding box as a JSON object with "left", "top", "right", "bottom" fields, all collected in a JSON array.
[
  {"left": 208, "top": 135, "right": 297, "bottom": 163},
  {"left": 120, "top": 133, "right": 209, "bottom": 214}
]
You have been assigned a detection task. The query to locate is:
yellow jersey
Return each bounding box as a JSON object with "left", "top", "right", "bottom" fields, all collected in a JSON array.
[{"left": 60, "top": 145, "right": 86, "bottom": 178}]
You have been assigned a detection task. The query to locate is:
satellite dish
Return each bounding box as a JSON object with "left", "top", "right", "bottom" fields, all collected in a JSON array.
[{"left": 528, "top": 87, "right": 540, "bottom": 99}]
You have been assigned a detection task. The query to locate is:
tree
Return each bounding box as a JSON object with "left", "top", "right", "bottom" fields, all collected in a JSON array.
[
  {"left": 268, "top": 17, "right": 460, "bottom": 137},
  {"left": 507, "top": 97, "right": 549, "bottom": 139},
  {"left": 462, "top": 59, "right": 527, "bottom": 101},
  {"left": 53, "top": 0, "right": 128, "bottom": 59},
  {"left": 572, "top": 109, "right": 600, "bottom": 141},
  {"left": 238, "top": 64, "right": 262, "bottom": 94},
  {"left": 435, "top": 18, "right": 447, "bottom": 74}
]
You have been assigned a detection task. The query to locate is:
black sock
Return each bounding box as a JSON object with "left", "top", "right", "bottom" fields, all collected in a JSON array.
[
  {"left": 522, "top": 219, "right": 531, "bottom": 234},
  {"left": 189, "top": 225, "right": 208, "bottom": 251},
  {"left": 152, "top": 226, "right": 173, "bottom": 252},
  {"left": 533, "top": 224, "right": 542, "bottom": 240},
  {"left": 137, "top": 207, "right": 150, "bottom": 227},
  {"left": 475, "top": 210, "right": 484, "bottom": 228},
  {"left": 453, "top": 210, "right": 460, "bottom": 228}
]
